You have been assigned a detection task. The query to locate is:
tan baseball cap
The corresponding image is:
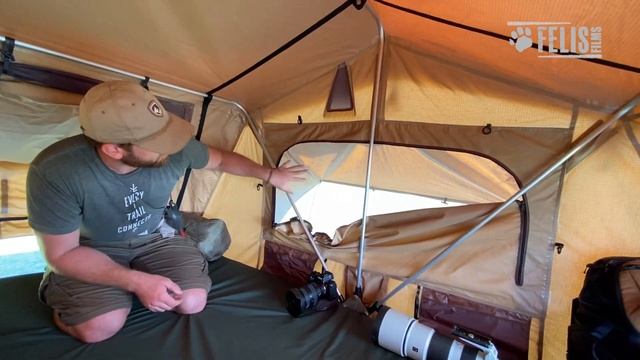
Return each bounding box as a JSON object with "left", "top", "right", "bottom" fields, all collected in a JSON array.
[{"left": 79, "top": 80, "right": 194, "bottom": 155}]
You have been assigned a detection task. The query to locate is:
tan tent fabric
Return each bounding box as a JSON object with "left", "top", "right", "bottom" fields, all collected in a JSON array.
[
  {"left": 280, "top": 142, "right": 519, "bottom": 203},
  {"left": 383, "top": 42, "right": 579, "bottom": 127},
  {"left": 172, "top": 100, "right": 247, "bottom": 213},
  {"left": 544, "top": 125, "right": 640, "bottom": 358},
  {"left": 203, "top": 126, "right": 264, "bottom": 266},
  {"left": 257, "top": 44, "right": 377, "bottom": 124},
  {"left": 0, "top": 0, "right": 378, "bottom": 111},
  {"left": 372, "top": 0, "right": 639, "bottom": 69},
  {"left": 0, "top": 91, "right": 80, "bottom": 163},
  {"left": 372, "top": 1, "right": 640, "bottom": 110},
  {"left": 344, "top": 266, "right": 388, "bottom": 305},
  {"left": 321, "top": 257, "right": 419, "bottom": 318}
]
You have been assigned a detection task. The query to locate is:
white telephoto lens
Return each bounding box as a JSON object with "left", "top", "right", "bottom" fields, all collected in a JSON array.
[
  {"left": 377, "top": 307, "right": 415, "bottom": 357},
  {"left": 404, "top": 319, "right": 435, "bottom": 360}
]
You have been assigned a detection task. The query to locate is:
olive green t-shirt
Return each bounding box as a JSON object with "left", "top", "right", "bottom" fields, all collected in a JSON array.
[{"left": 27, "top": 135, "right": 209, "bottom": 245}]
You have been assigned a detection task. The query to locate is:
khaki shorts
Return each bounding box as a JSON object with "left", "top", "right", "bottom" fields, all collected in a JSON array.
[{"left": 39, "top": 234, "right": 211, "bottom": 325}]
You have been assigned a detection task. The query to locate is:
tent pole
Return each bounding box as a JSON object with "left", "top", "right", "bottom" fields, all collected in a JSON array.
[
  {"left": 230, "top": 101, "right": 332, "bottom": 274},
  {"left": 372, "top": 92, "right": 640, "bottom": 310},
  {"left": 0, "top": 35, "right": 208, "bottom": 98},
  {"left": 354, "top": 14, "right": 385, "bottom": 297}
]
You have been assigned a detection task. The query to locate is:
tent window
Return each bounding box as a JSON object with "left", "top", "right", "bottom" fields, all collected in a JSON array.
[
  {"left": 325, "top": 63, "right": 354, "bottom": 112},
  {"left": 274, "top": 142, "right": 519, "bottom": 237}
]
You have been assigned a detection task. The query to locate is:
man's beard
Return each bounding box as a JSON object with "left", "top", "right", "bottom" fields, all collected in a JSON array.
[{"left": 121, "top": 152, "right": 169, "bottom": 168}]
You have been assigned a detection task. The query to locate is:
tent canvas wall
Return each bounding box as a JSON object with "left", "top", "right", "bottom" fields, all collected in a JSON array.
[{"left": 1, "top": 1, "right": 639, "bottom": 358}]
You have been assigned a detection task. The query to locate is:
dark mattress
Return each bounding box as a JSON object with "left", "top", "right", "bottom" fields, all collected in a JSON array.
[{"left": 0, "top": 257, "right": 401, "bottom": 359}]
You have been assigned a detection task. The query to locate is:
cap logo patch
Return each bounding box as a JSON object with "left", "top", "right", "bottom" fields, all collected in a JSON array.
[{"left": 148, "top": 101, "right": 164, "bottom": 117}]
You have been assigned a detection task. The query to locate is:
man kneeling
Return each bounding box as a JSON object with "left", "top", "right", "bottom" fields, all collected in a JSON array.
[{"left": 27, "top": 81, "right": 305, "bottom": 342}]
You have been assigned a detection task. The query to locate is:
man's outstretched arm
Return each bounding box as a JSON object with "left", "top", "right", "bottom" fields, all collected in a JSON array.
[
  {"left": 37, "top": 230, "right": 182, "bottom": 312},
  {"left": 204, "top": 147, "right": 306, "bottom": 193}
]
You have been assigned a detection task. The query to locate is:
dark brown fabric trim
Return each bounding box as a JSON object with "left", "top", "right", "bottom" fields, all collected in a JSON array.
[
  {"left": 158, "top": 97, "right": 194, "bottom": 123},
  {"left": 419, "top": 287, "right": 530, "bottom": 360},
  {"left": 260, "top": 241, "right": 317, "bottom": 287},
  {"left": 1, "top": 61, "right": 100, "bottom": 94},
  {"left": 1, "top": 60, "right": 196, "bottom": 123},
  {"left": 264, "top": 121, "right": 572, "bottom": 182}
]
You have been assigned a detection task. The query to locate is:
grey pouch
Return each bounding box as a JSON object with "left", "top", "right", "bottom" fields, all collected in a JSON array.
[{"left": 182, "top": 212, "right": 231, "bottom": 261}]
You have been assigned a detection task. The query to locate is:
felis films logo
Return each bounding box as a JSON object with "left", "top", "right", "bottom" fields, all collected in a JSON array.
[{"left": 507, "top": 21, "right": 602, "bottom": 58}]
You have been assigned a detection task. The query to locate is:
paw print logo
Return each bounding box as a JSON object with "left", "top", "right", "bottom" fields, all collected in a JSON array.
[{"left": 509, "top": 27, "right": 533, "bottom": 52}]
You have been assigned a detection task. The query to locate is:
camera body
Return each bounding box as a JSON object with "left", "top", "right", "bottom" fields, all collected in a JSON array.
[{"left": 286, "top": 270, "right": 340, "bottom": 317}]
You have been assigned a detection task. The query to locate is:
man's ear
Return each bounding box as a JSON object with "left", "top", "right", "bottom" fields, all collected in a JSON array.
[{"left": 99, "top": 143, "right": 126, "bottom": 160}]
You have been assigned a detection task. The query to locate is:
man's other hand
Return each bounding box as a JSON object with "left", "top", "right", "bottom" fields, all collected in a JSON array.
[{"left": 131, "top": 272, "right": 184, "bottom": 312}]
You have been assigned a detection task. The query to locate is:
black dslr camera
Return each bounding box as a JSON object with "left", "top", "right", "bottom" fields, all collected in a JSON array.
[{"left": 286, "top": 271, "right": 340, "bottom": 317}]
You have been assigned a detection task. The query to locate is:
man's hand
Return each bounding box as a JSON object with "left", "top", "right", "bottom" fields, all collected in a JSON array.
[
  {"left": 131, "top": 272, "right": 184, "bottom": 312},
  {"left": 269, "top": 160, "right": 308, "bottom": 193},
  {"left": 204, "top": 147, "right": 308, "bottom": 193}
]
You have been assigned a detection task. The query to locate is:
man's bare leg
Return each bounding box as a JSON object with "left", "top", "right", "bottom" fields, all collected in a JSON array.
[
  {"left": 174, "top": 288, "right": 207, "bottom": 314},
  {"left": 53, "top": 307, "right": 130, "bottom": 343}
]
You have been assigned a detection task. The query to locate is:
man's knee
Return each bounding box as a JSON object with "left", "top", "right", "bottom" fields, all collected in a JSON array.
[
  {"left": 175, "top": 288, "right": 208, "bottom": 314},
  {"left": 56, "top": 308, "right": 129, "bottom": 343}
]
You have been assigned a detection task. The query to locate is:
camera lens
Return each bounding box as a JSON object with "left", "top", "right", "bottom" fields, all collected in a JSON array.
[
  {"left": 286, "top": 282, "right": 325, "bottom": 317},
  {"left": 373, "top": 306, "right": 486, "bottom": 360}
]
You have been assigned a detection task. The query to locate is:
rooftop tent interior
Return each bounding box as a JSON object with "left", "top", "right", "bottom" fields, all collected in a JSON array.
[{"left": 0, "top": 0, "right": 640, "bottom": 359}]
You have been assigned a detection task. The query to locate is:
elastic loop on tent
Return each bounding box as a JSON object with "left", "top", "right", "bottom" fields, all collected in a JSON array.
[
  {"left": 176, "top": 94, "right": 214, "bottom": 209},
  {"left": 350, "top": 0, "right": 367, "bottom": 10},
  {"left": 140, "top": 76, "right": 150, "bottom": 90},
  {"left": 1, "top": 37, "right": 15, "bottom": 75},
  {"left": 206, "top": 0, "right": 354, "bottom": 95}
]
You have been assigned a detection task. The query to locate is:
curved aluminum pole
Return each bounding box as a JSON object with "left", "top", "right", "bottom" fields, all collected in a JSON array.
[
  {"left": 354, "top": 7, "right": 385, "bottom": 295},
  {"left": 376, "top": 93, "right": 640, "bottom": 307}
]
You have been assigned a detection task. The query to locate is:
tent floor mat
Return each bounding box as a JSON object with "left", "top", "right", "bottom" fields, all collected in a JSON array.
[{"left": 0, "top": 257, "right": 400, "bottom": 359}]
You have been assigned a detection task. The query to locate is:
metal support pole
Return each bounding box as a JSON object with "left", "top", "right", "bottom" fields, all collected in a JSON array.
[
  {"left": 233, "top": 103, "right": 331, "bottom": 273},
  {"left": 355, "top": 18, "right": 385, "bottom": 295},
  {"left": 375, "top": 93, "right": 640, "bottom": 308},
  {"left": 0, "top": 35, "right": 207, "bottom": 98}
]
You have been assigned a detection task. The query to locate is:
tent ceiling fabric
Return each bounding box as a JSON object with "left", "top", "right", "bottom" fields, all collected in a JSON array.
[
  {"left": 372, "top": 0, "right": 640, "bottom": 110},
  {"left": 0, "top": 0, "right": 377, "bottom": 111},
  {"left": 3, "top": 1, "right": 636, "bottom": 112}
]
